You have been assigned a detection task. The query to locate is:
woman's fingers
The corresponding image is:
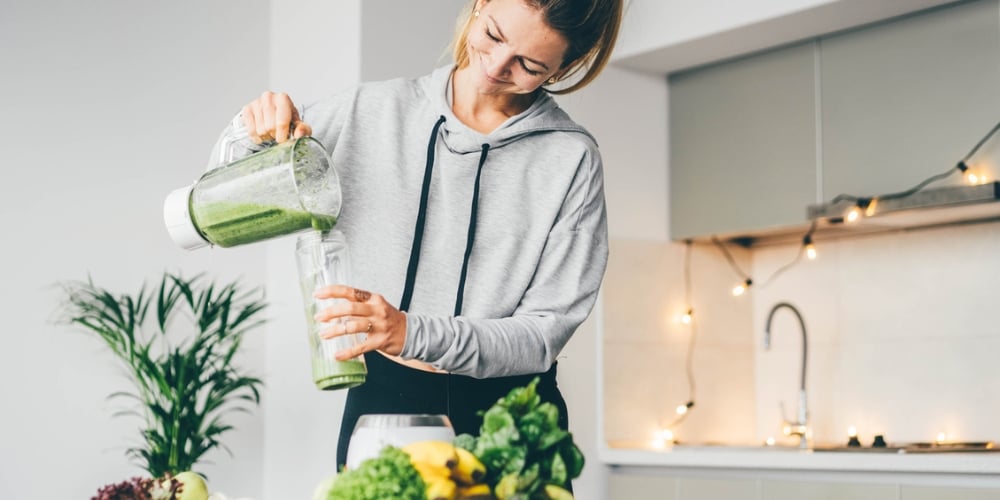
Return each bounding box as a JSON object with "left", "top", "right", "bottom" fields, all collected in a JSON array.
[
  {"left": 315, "top": 284, "right": 372, "bottom": 302},
  {"left": 274, "top": 92, "right": 293, "bottom": 142},
  {"left": 239, "top": 91, "right": 310, "bottom": 144},
  {"left": 319, "top": 317, "right": 373, "bottom": 339},
  {"left": 314, "top": 285, "right": 407, "bottom": 358}
]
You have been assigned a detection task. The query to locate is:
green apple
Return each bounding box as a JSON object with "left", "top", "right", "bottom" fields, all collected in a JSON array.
[{"left": 174, "top": 471, "right": 210, "bottom": 500}]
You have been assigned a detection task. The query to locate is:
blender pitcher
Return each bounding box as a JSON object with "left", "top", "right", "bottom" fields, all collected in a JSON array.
[
  {"left": 295, "top": 230, "right": 367, "bottom": 390},
  {"left": 163, "top": 136, "right": 341, "bottom": 250}
]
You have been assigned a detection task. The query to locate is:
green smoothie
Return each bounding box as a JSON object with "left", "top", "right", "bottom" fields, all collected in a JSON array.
[
  {"left": 312, "top": 356, "right": 367, "bottom": 390},
  {"left": 192, "top": 201, "right": 337, "bottom": 247}
]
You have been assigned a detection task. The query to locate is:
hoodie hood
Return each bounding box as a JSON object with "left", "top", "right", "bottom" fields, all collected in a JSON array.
[{"left": 420, "top": 65, "right": 596, "bottom": 154}]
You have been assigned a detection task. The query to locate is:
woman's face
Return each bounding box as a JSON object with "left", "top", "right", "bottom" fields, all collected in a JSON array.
[{"left": 465, "top": 0, "right": 569, "bottom": 96}]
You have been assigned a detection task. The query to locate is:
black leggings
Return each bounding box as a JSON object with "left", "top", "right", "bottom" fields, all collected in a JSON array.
[{"left": 336, "top": 351, "right": 569, "bottom": 470}]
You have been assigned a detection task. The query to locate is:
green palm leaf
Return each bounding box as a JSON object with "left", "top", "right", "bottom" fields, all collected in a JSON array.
[{"left": 59, "top": 273, "right": 267, "bottom": 478}]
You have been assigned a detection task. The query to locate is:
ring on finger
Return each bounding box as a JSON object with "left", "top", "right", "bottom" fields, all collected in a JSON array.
[{"left": 365, "top": 321, "right": 373, "bottom": 333}]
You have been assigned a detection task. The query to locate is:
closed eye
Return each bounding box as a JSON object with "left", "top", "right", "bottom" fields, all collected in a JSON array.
[
  {"left": 486, "top": 28, "right": 500, "bottom": 42},
  {"left": 519, "top": 59, "right": 542, "bottom": 76}
]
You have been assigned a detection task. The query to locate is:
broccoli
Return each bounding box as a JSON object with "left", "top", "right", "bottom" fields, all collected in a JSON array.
[{"left": 322, "top": 446, "right": 425, "bottom": 500}]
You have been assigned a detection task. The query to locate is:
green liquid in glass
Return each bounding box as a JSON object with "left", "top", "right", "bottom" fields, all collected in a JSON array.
[
  {"left": 312, "top": 357, "right": 367, "bottom": 391},
  {"left": 193, "top": 201, "right": 337, "bottom": 247}
]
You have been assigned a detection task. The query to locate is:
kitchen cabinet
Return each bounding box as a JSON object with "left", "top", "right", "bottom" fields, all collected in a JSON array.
[
  {"left": 819, "top": 0, "right": 1000, "bottom": 201},
  {"left": 609, "top": 472, "right": 1000, "bottom": 500},
  {"left": 667, "top": 0, "right": 1000, "bottom": 241},
  {"left": 669, "top": 42, "right": 818, "bottom": 241},
  {"left": 603, "top": 446, "right": 1000, "bottom": 499}
]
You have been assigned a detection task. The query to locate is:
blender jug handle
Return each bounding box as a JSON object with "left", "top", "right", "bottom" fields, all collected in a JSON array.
[
  {"left": 211, "top": 113, "right": 258, "bottom": 170},
  {"left": 210, "top": 110, "right": 305, "bottom": 170}
]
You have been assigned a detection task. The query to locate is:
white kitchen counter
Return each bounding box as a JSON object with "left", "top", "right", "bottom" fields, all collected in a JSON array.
[{"left": 601, "top": 442, "right": 1000, "bottom": 487}]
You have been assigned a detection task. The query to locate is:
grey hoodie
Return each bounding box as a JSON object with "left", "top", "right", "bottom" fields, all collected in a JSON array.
[{"left": 226, "top": 65, "right": 608, "bottom": 378}]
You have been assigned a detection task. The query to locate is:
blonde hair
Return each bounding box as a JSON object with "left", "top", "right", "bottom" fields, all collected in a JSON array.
[{"left": 451, "top": 0, "right": 623, "bottom": 95}]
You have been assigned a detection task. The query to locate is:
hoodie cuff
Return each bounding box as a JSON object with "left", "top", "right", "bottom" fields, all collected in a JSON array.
[{"left": 399, "top": 313, "right": 422, "bottom": 360}]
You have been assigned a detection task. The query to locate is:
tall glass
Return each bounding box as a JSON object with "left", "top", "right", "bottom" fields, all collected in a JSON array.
[{"left": 294, "top": 230, "right": 366, "bottom": 390}]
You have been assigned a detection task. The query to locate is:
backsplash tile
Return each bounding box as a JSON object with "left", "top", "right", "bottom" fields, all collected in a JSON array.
[{"left": 604, "top": 221, "right": 1000, "bottom": 448}]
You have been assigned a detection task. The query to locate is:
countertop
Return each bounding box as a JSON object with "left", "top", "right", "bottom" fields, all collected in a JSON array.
[{"left": 601, "top": 441, "right": 1000, "bottom": 476}]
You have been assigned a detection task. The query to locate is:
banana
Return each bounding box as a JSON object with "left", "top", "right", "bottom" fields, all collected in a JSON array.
[
  {"left": 403, "top": 441, "right": 459, "bottom": 470},
  {"left": 451, "top": 447, "right": 487, "bottom": 485},
  {"left": 455, "top": 483, "right": 493, "bottom": 499},
  {"left": 423, "top": 475, "right": 458, "bottom": 500},
  {"left": 413, "top": 461, "right": 453, "bottom": 483},
  {"left": 543, "top": 484, "right": 574, "bottom": 500}
]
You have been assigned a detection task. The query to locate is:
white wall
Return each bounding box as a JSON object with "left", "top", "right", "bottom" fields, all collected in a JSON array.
[
  {"left": 361, "top": 0, "right": 466, "bottom": 81},
  {"left": 0, "top": 1, "right": 270, "bottom": 498},
  {"left": 259, "top": 2, "right": 362, "bottom": 499}
]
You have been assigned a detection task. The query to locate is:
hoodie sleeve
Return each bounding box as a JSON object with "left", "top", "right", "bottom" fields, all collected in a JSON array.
[{"left": 400, "top": 145, "right": 609, "bottom": 378}]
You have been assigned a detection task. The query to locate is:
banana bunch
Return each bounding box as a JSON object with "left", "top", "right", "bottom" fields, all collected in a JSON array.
[{"left": 402, "top": 441, "right": 491, "bottom": 500}]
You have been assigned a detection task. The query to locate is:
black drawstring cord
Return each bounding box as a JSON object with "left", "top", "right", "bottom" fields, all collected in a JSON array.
[
  {"left": 399, "top": 115, "right": 446, "bottom": 312},
  {"left": 453, "top": 143, "right": 490, "bottom": 316}
]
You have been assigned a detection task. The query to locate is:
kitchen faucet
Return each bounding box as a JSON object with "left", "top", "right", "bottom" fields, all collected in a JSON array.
[{"left": 764, "top": 302, "right": 809, "bottom": 449}]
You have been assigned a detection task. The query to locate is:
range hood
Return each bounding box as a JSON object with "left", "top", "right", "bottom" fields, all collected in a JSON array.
[{"left": 807, "top": 182, "right": 1000, "bottom": 232}]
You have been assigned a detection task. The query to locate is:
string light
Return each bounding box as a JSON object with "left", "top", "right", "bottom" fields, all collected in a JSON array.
[
  {"left": 803, "top": 234, "right": 817, "bottom": 260},
  {"left": 653, "top": 241, "right": 700, "bottom": 446},
  {"left": 845, "top": 206, "right": 861, "bottom": 223},
  {"left": 714, "top": 221, "right": 818, "bottom": 297},
  {"left": 680, "top": 308, "right": 693, "bottom": 325},
  {"left": 731, "top": 279, "right": 751, "bottom": 296},
  {"left": 676, "top": 401, "right": 694, "bottom": 416},
  {"left": 827, "top": 120, "right": 1000, "bottom": 223}
]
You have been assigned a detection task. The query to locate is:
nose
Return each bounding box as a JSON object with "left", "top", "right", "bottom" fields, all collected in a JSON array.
[{"left": 484, "top": 46, "right": 514, "bottom": 78}]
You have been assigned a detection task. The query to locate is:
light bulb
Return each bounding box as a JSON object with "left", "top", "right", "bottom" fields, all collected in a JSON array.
[
  {"left": 845, "top": 206, "right": 861, "bottom": 223},
  {"left": 936, "top": 432, "right": 948, "bottom": 444},
  {"left": 803, "top": 234, "right": 817, "bottom": 260},
  {"left": 765, "top": 436, "right": 776, "bottom": 447},
  {"left": 847, "top": 426, "right": 857, "bottom": 438},
  {"left": 681, "top": 308, "right": 693, "bottom": 324},
  {"left": 676, "top": 404, "right": 688, "bottom": 416},
  {"left": 732, "top": 279, "right": 751, "bottom": 296},
  {"left": 967, "top": 171, "right": 988, "bottom": 185},
  {"left": 651, "top": 428, "right": 675, "bottom": 449},
  {"left": 864, "top": 198, "right": 879, "bottom": 217}
]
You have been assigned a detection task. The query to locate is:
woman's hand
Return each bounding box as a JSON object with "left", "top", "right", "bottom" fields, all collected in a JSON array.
[
  {"left": 241, "top": 91, "right": 313, "bottom": 144},
  {"left": 314, "top": 285, "right": 408, "bottom": 360}
]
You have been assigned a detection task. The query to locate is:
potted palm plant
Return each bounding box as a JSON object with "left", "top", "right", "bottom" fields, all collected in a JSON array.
[{"left": 60, "top": 273, "right": 267, "bottom": 497}]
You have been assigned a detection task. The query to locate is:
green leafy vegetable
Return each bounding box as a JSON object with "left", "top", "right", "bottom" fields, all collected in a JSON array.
[
  {"left": 456, "top": 378, "right": 585, "bottom": 499},
  {"left": 323, "top": 446, "right": 425, "bottom": 500}
]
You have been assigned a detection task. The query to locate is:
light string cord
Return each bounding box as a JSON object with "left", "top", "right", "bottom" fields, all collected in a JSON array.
[
  {"left": 831, "top": 119, "right": 1000, "bottom": 205},
  {"left": 682, "top": 239, "right": 697, "bottom": 408},
  {"left": 664, "top": 240, "right": 698, "bottom": 431}
]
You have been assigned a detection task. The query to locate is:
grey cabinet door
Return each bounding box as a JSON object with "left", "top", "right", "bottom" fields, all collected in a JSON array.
[
  {"left": 669, "top": 42, "right": 818, "bottom": 241},
  {"left": 819, "top": 0, "right": 1000, "bottom": 201}
]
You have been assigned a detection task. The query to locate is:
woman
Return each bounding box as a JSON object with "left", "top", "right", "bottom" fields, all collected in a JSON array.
[{"left": 227, "top": 0, "right": 622, "bottom": 469}]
